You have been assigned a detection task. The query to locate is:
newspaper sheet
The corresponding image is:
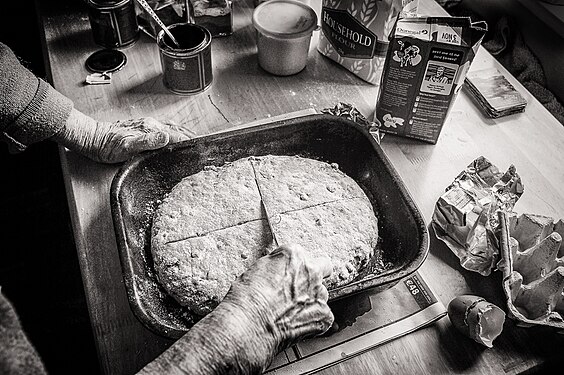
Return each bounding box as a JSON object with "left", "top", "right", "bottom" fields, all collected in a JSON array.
[{"left": 267, "top": 271, "right": 446, "bottom": 374}]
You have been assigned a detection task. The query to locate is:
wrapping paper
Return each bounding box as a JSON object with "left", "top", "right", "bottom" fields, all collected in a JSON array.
[
  {"left": 321, "top": 102, "right": 382, "bottom": 143},
  {"left": 432, "top": 156, "right": 523, "bottom": 275}
]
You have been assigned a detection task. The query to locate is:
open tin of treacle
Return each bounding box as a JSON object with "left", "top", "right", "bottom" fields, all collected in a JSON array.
[{"left": 157, "top": 23, "right": 213, "bottom": 95}]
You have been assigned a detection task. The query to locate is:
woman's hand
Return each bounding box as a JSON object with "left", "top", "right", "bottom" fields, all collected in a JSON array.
[
  {"left": 139, "top": 244, "right": 334, "bottom": 375},
  {"left": 53, "top": 108, "right": 192, "bottom": 163},
  {"left": 204, "top": 243, "right": 335, "bottom": 373},
  {"left": 223, "top": 243, "right": 334, "bottom": 354}
]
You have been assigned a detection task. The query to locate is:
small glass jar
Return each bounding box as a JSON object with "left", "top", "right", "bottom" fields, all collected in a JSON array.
[
  {"left": 86, "top": 0, "right": 140, "bottom": 48},
  {"left": 190, "top": 0, "right": 233, "bottom": 37}
]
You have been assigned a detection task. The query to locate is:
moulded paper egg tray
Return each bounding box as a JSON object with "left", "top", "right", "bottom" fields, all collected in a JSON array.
[
  {"left": 498, "top": 211, "right": 564, "bottom": 329},
  {"left": 110, "top": 114, "right": 429, "bottom": 339}
]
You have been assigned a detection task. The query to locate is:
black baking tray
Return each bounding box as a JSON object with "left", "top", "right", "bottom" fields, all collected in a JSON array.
[{"left": 110, "top": 114, "right": 429, "bottom": 338}]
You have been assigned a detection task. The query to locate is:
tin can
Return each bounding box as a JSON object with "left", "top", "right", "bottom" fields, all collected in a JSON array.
[
  {"left": 157, "top": 23, "right": 213, "bottom": 95},
  {"left": 86, "top": 0, "right": 139, "bottom": 49}
]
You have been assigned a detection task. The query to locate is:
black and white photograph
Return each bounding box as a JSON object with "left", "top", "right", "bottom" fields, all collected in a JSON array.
[{"left": 1, "top": 0, "right": 563, "bottom": 374}]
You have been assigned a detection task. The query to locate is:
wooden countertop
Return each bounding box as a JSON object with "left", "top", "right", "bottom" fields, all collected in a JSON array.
[{"left": 37, "top": 0, "right": 564, "bottom": 373}]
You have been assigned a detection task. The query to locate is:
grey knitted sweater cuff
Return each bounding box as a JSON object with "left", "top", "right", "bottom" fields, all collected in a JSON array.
[
  {"left": 4, "top": 79, "right": 73, "bottom": 151},
  {"left": 1, "top": 42, "right": 73, "bottom": 151}
]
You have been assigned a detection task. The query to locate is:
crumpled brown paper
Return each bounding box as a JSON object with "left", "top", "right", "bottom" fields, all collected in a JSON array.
[{"left": 432, "top": 156, "right": 524, "bottom": 276}]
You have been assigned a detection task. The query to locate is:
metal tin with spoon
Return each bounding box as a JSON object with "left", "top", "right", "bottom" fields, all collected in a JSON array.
[{"left": 157, "top": 23, "right": 213, "bottom": 95}]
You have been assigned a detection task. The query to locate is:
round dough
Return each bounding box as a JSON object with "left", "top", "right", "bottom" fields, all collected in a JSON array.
[{"left": 151, "top": 155, "right": 378, "bottom": 315}]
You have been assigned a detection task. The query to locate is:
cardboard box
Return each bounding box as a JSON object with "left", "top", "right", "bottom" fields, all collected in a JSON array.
[{"left": 374, "top": 17, "right": 487, "bottom": 143}]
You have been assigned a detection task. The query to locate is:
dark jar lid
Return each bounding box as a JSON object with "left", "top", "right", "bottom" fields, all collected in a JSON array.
[
  {"left": 87, "top": 0, "right": 131, "bottom": 9},
  {"left": 157, "top": 23, "right": 211, "bottom": 56},
  {"left": 85, "top": 49, "right": 127, "bottom": 73}
]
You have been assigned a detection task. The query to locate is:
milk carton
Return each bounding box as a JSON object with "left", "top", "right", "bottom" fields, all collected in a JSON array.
[{"left": 374, "top": 17, "right": 487, "bottom": 143}]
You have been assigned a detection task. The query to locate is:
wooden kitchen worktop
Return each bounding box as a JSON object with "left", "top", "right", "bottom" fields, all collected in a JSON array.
[{"left": 37, "top": 0, "right": 564, "bottom": 373}]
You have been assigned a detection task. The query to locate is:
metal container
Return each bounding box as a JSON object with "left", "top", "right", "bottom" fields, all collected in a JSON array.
[
  {"left": 110, "top": 114, "right": 429, "bottom": 338},
  {"left": 157, "top": 23, "right": 213, "bottom": 95},
  {"left": 86, "top": 0, "right": 139, "bottom": 48}
]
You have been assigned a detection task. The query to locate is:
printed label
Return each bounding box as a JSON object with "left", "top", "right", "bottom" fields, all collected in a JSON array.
[
  {"left": 321, "top": 7, "right": 378, "bottom": 59},
  {"left": 432, "top": 24, "right": 463, "bottom": 46},
  {"left": 173, "top": 60, "right": 187, "bottom": 70},
  {"left": 395, "top": 22, "right": 431, "bottom": 41},
  {"left": 392, "top": 40, "right": 423, "bottom": 67},
  {"left": 317, "top": 0, "right": 421, "bottom": 84},
  {"left": 420, "top": 47, "right": 462, "bottom": 95},
  {"left": 404, "top": 273, "right": 437, "bottom": 309}
]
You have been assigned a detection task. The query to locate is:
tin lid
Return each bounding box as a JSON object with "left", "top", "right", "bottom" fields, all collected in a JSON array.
[
  {"left": 88, "top": 0, "right": 130, "bottom": 8},
  {"left": 157, "top": 23, "right": 211, "bottom": 55},
  {"left": 252, "top": 0, "right": 318, "bottom": 39},
  {"left": 85, "top": 49, "right": 127, "bottom": 73}
]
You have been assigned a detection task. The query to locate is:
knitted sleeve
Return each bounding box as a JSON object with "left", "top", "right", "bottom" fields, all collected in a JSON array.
[
  {"left": 0, "top": 289, "right": 48, "bottom": 375},
  {"left": 0, "top": 42, "right": 73, "bottom": 152}
]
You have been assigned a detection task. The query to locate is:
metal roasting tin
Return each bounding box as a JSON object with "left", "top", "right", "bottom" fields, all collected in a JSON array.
[{"left": 110, "top": 114, "right": 429, "bottom": 338}]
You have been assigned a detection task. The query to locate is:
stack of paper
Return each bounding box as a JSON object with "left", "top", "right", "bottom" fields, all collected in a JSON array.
[{"left": 465, "top": 68, "right": 527, "bottom": 118}]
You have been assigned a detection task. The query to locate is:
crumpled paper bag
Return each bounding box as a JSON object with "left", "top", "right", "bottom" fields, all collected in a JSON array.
[{"left": 317, "top": 0, "right": 418, "bottom": 84}]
